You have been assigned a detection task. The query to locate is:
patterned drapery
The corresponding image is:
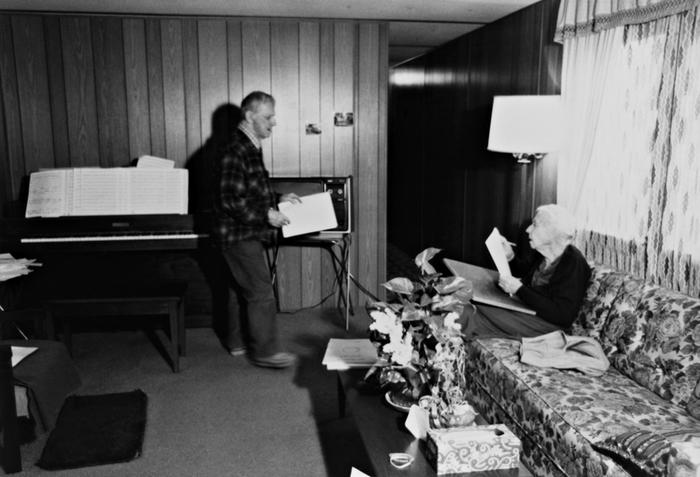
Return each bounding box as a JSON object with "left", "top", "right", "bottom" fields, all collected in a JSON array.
[
  {"left": 655, "top": 10, "right": 700, "bottom": 295},
  {"left": 559, "top": 6, "right": 700, "bottom": 297},
  {"left": 556, "top": 0, "right": 699, "bottom": 40}
]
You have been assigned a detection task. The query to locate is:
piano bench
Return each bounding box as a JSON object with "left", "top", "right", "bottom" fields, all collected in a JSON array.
[{"left": 42, "top": 281, "right": 187, "bottom": 373}]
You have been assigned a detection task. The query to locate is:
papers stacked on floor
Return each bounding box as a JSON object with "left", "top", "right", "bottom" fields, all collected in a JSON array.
[
  {"left": 322, "top": 338, "right": 379, "bottom": 370},
  {"left": 0, "top": 253, "right": 41, "bottom": 282}
]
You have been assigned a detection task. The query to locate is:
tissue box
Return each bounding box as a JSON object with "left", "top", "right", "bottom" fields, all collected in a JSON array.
[{"left": 426, "top": 424, "right": 521, "bottom": 475}]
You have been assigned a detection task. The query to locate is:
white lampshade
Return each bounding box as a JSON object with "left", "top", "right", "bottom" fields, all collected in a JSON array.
[{"left": 487, "top": 95, "right": 563, "bottom": 154}]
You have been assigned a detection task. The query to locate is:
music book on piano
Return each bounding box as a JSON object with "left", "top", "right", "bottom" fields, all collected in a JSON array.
[{"left": 25, "top": 168, "right": 188, "bottom": 218}]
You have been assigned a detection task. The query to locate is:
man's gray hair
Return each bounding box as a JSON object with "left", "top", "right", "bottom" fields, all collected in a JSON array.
[
  {"left": 536, "top": 204, "right": 576, "bottom": 240},
  {"left": 241, "top": 91, "right": 275, "bottom": 114}
]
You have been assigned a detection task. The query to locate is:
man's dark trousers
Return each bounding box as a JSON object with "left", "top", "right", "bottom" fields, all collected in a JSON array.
[{"left": 221, "top": 239, "right": 279, "bottom": 358}]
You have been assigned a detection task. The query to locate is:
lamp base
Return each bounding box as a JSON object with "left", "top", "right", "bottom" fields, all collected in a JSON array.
[{"left": 513, "top": 153, "right": 545, "bottom": 164}]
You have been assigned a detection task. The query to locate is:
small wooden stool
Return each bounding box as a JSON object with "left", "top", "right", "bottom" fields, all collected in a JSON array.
[{"left": 43, "top": 281, "right": 187, "bottom": 373}]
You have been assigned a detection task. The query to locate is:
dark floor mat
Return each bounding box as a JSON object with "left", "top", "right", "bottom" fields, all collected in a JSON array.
[{"left": 37, "top": 389, "right": 147, "bottom": 470}]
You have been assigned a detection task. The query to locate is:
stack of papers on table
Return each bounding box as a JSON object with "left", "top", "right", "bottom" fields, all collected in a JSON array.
[
  {"left": 0, "top": 253, "right": 41, "bottom": 282},
  {"left": 322, "top": 339, "right": 379, "bottom": 370}
]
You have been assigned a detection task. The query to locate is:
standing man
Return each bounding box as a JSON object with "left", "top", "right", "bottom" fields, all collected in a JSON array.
[{"left": 212, "top": 91, "right": 299, "bottom": 369}]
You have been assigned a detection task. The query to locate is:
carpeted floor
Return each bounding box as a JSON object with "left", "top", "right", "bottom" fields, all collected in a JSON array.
[{"left": 12, "top": 308, "right": 374, "bottom": 477}]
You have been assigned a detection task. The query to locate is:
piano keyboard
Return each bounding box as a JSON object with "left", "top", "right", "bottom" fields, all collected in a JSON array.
[{"left": 21, "top": 233, "right": 202, "bottom": 243}]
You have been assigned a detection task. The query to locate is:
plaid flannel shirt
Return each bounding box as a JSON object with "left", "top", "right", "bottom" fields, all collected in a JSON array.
[{"left": 212, "top": 127, "right": 277, "bottom": 248}]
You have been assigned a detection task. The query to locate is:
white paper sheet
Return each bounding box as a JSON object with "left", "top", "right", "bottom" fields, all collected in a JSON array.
[
  {"left": 137, "top": 155, "right": 175, "bottom": 168},
  {"left": 405, "top": 405, "right": 430, "bottom": 439},
  {"left": 278, "top": 192, "right": 337, "bottom": 238},
  {"left": 350, "top": 467, "right": 373, "bottom": 477},
  {"left": 322, "top": 338, "right": 378, "bottom": 370},
  {"left": 11, "top": 346, "right": 38, "bottom": 367},
  {"left": 485, "top": 227, "right": 512, "bottom": 276}
]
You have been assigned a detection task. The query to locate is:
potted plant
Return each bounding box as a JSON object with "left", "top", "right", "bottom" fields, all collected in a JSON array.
[{"left": 367, "top": 248, "right": 478, "bottom": 425}]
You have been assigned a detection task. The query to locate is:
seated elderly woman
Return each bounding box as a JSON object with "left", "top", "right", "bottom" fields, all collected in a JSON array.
[{"left": 463, "top": 204, "right": 591, "bottom": 338}]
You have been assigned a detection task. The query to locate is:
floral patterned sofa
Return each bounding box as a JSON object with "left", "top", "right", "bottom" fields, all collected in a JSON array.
[{"left": 463, "top": 264, "right": 700, "bottom": 477}]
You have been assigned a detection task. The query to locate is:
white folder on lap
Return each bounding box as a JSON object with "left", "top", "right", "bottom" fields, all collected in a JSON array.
[{"left": 278, "top": 192, "right": 338, "bottom": 238}]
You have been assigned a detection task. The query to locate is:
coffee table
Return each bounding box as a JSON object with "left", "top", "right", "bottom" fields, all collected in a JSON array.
[{"left": 337, "top": 370, "right": 532, "bottom": 477}]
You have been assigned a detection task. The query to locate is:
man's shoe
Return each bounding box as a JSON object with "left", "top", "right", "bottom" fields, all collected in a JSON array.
[
  {"left": 229, "top": 346, "right": 247, "bottom": 357},
  {"left": 250, "top": 352, "right": 296, "bottom": 369}
]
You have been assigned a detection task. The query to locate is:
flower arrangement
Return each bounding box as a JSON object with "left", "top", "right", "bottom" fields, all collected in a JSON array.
[{"left": 367, "top": 248, "right": 476, "bottom": 423}]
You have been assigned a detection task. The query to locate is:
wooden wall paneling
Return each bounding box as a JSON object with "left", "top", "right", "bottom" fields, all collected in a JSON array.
[
  {"left": 387, "top": 61, "right": 426, "bottom": 256},
  {"left": 91, "top": 17, "right": 129, "bottom": 167},
  {"left": 271, "top": 21, "right": 302, "bottom": 310},
  {"left": 455, "top": 36, "right": 472, "bottom": 262},
  {"left": 299, "top": 21, "right": 323, "bottom": 308},
  {"left": 0, "top": 17, "right": 11, "bottom": 214},
  {"left": 376, "top": 23, "right": 389, "bottom": 293},
  {"left": 434, "top": 46, "right": 465, "bottom": 259},
  {"left": 11, "top": 16, "right": 54, "bottom": 174},
  {"left": 357, "top": 23, "right": 381, "bottom": 302},
  {"left": 241, "top": 20, "right": 272, "bottom": 166},
  {"left": 462, "top": 31, "right": 494, "bottom": 265},
  {"left": 535, "top": 0, "right": 562, "bottom": 207},
  {"left": 0, "top": 15, "right": 24, "bottom": 205},
  {"left": 332, "top": 23, "right": 355, "bottom": 178},
  {"left": 61, "top": 17, "right": 100, "bottom": 167},
  {"left": 227, "top": 20, "right": 243, "bottom": 106},
  {"left": 419, "top": 53, "right": 441, "bottom": 250},
  {"left": 44, "top": 17, "right": 70, "bottom": 169},
  {"left": 333, "top": 22, "right": 357, "bottom": 306},
  {"left": 161, "top": 19, "right": 187, "bottom": 167},
  {"left": 123, "top": 19, "right": 151, "bottom": 161},
  {"left": 319, "top": 22, "right": 336, "bottom": 309},
  {"left": 181, "top": 20, "right": 201, "bottom": 159},
  {"left": 0, "top": 83, "right": 9, "bottom": 215},
  {"left": 146, "top": 20, "right": 166, "bottom": 157},
  {"left": 197, "top": 20, "right": 228, "bottom": 143},
  {"left": 270, "top": 22, "right": 301, "bottom": 176}
]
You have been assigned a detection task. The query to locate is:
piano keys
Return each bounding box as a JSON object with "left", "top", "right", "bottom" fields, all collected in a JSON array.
[{"left": 0, "top": 214, "right": 210, "bottom": 253}]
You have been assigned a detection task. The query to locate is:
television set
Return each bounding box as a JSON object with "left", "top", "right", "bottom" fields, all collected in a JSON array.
[{"left": 269, "top": 176, "right": 352, "bottom": 234}]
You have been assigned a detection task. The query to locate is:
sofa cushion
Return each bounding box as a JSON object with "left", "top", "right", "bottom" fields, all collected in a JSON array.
[
  {"left": 573, "top": 265, "right": 646, "bottom": 356},
  {"left": 571, "top": 265, "right": 621, "bottom": 340},
  {"left": 602, "top": 284, "right": 700, "bottom": 410},
  {"left": 464, "top": 337, "right": 700, "bottom": 477}
]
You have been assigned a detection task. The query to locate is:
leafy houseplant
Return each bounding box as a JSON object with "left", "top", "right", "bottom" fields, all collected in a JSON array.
[{"left": 367, "top": 248, "right": 477, "bottom": 424}]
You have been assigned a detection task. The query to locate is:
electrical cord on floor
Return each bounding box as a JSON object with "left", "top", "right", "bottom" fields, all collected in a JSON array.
[
  {"left": 277, "top": 271, "right": 379, "bottom": 315},
  {"left": 277, "top": 286, "right": 338, "bottom": 315}
]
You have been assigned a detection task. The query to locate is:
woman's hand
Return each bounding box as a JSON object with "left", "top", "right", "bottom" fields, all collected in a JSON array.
[
  {"left": 500, "top": 236, "right": 515, "bottom": 261},
  {"left": 498, "top": 274, "right": 522, "bottom": 296}
]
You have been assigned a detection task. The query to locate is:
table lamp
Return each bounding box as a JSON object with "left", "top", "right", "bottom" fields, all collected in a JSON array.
[{"left": 487, "top": 95, "right": 563, "bottom": 164}]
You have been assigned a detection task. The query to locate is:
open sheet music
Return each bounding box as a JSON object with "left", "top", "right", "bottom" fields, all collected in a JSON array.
[{"left": 25, "top": 168, "right": 188, "bottom": 218}]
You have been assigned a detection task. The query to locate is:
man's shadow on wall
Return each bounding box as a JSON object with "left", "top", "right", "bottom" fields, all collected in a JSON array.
[{"left": 186, "top": 103, "right": 244, "bottom": 351}]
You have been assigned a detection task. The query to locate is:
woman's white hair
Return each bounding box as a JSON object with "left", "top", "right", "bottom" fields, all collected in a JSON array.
[{"left": 535, "top": 204, "right": 576, "bottom": 241}]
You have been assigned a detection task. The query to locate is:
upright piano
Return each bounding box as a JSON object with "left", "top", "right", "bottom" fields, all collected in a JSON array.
[{"left": 0, "top": 213, "right": 215, "bottom": 332}]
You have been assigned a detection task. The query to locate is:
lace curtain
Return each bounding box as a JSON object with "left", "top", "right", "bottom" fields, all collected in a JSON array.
[{"left": 558, "top": 6, "right": 700, "bottom": 296}]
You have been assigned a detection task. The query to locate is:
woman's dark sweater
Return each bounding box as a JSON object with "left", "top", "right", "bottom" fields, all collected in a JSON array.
[{"left": 511, "top": 244, "right": 591, "bottom": 327}]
